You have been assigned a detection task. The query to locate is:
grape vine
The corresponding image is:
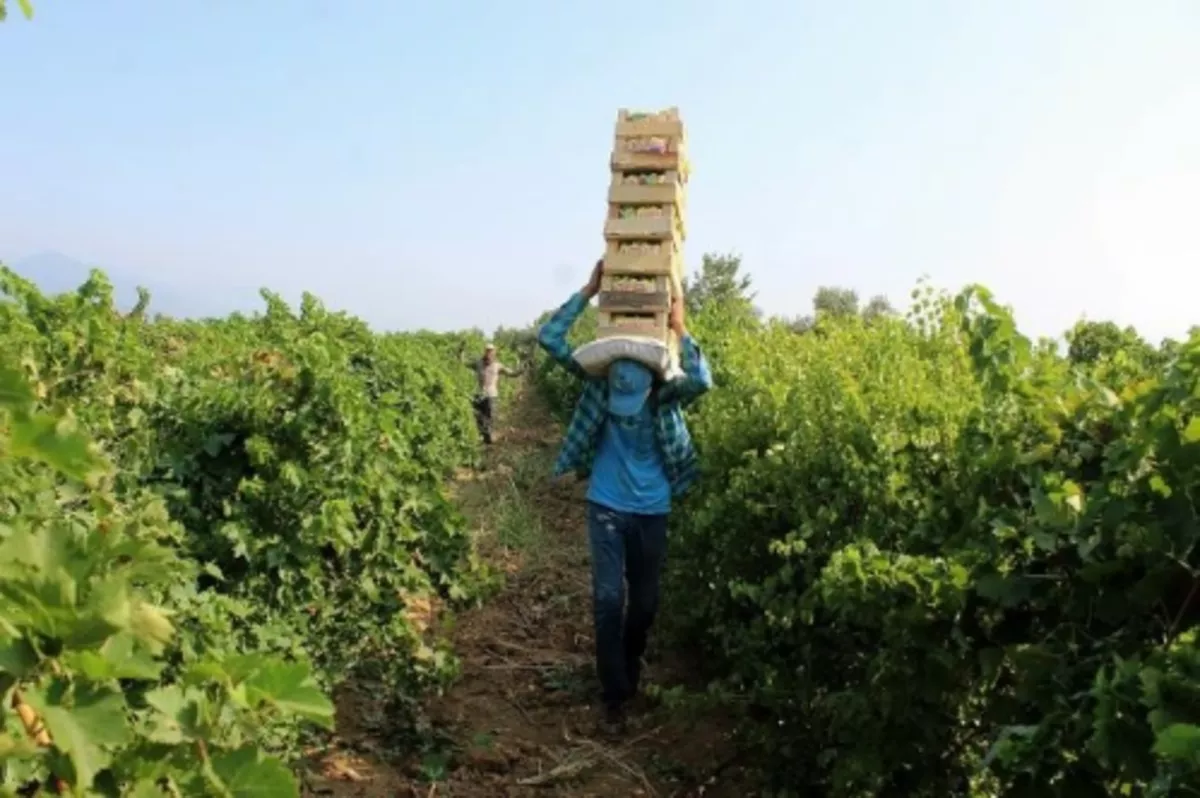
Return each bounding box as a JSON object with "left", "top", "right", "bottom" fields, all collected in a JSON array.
[{"left": 0, "top": 267, "right": 488, "bottom": 796}]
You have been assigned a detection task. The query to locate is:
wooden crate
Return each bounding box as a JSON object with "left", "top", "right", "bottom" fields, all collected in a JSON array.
[
  {"left": 601, "top": 273, "right": 672, "bottom": 294},
  {"left": 598, "top": 291, "right": 670, "bottom": 314},
  {"left": 603, "top": 212, "right": 684, "bottom": 243},
  {"left": 600, "top": 273, "right": 679, "bottom": 308},
  {"left": 597, "top": 310, "right": 670, "bottom": 341},
  {"left": 598, "top": 286, "right": 671, "bottom": 314},
  {"left": 614, "top": 108, "right": 685, "bottom": 140},
  {"left": 603, "top": 241, "right": 682, "bottom": 280},
  {"left": 599, "top": 265, "right": 677, "bottom": 318},
  {"left": 611, "top": 146, "right": 687, "bottom": 174},
  {"left": 612, "top": 108, "right": 687, "bottom": 172},
  {"left": 607, "top": 173, "right": 686, "bottom": 209}
]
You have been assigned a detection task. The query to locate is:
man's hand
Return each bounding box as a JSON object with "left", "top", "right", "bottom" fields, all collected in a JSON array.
[
  {"left": 582, "top": 258, "right": 604, "bottom": 299},
  {"left": 669, "top": 293, "right": 687, "bottom": 336}
]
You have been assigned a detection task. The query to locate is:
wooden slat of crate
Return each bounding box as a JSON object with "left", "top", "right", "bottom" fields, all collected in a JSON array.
[
  {"left": 603, "top": 215, "right": 682, "bottom": 243},
  {"left": 597, "top": 310, "right": 670, "bottom": 341},
  {"left": 598, "top": 289, "right": 671, "bottom": 313},
  {"left": 612, "top": 121, "right": 686, "bottom": 155},
  {"left": 611, "top": 148, "right": 684, "bottom": 173},
  {"left": 612, "top": 132, "right": 686, "bottom": 153},
  {"left": 603, "top": 260, "right": 681, "bottom": 284},
  {"left": 611, "top": 168, "right": 684, "bottom": 186},
  {"left": 601, "top": 273, "right": 682, "bottom": 309},
  {"left": 615, "top": 108, "right": 685, "bottom": 140},
  {"left": 601, "top": 273, "right": 671, "bottom": 294},
  {"left": 607, "top": 178, "right": 685, "bottom": 208},
  {"left": 606, "top": 206, "right": 687, "bottom": 242}
]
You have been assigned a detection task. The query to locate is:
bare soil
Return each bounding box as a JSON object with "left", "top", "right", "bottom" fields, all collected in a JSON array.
[{"left": 304, "top": 384, "right": 752, "bottom": 797}]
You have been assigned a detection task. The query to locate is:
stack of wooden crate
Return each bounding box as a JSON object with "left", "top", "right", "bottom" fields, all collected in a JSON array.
[{"left": 597, "top": 108, "right": 688, "bottom": 357}]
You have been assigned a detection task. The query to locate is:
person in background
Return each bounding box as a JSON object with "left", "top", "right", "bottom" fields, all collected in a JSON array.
[
  {"left": 465, "top": 342, "right": 523, "bottom": 445},
  {"left": 537, "top": 259, "right": 713, "bottom": 736}
]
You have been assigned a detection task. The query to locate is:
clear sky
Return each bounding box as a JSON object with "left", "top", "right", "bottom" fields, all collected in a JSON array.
[{"left": 2, "top": 1, "right": 1197, "bottom": 342}]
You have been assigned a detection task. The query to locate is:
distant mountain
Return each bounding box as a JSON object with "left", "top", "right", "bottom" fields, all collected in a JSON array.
[
  {"left": 3, "top": 251, "right": 249, "bottom": 319},
  {"left": 5, "top": 251, "right": 107, "bottom": 296}
]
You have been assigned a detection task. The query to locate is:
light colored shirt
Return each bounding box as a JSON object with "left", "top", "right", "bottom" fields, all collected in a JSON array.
[{"left": 471, "top": 358, "right": 518, "bottom": 398}]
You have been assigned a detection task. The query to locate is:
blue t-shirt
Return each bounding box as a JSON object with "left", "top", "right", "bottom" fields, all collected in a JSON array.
[{"left": 586, "top": 404, "right": 671, "bottom": 515}]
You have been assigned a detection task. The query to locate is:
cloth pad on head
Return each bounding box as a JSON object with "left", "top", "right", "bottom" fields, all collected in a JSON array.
[{"left": 572, "top": 336, "right": 680, "bottom": 380}]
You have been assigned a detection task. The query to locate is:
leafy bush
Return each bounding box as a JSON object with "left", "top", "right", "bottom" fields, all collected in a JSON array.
[
  {"left": 534, "top": 275, "right": 1200, "bottom": 796},
  {"left": 0, "top": 359, "right": 332, "bottom": 795},
  {"left": 0, "top": 266, "right": 487, "bottom": 794}
]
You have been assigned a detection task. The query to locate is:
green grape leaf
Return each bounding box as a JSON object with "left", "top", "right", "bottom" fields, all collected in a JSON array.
[
  {"left": 244, "top": 661, "right": 334, "bottom": 729},
  {"left": 1153, "top": 723, "right": 1200, "bottom": 763},
  {"left": 28, "top": 682, "right": 132, "bottom": 791},
  {"left": 0, "top": 363, "right": 35, "bottom": 410},
  {"left": 0, "top": 634, "right": 39, "bottom": 677},
  {"left": 144, "top": 683, "right": 215, "bottom": 746},
  {"left": 7, "top": 411, "right": 106, "bottom": 481},
  {"left": 61, "top": 632, "right": 163, "bottom": 681},
  {"left": 125, "top": 780, "right": 169, "bottom": 798},
  {"left": 209, "top": 746, "right": 297, "bottom": 798}
]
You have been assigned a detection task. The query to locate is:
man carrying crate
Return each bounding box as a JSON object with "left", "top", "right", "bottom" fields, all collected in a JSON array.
[{"left": 537, "top": 259, "right": 713, "bottom": 736}]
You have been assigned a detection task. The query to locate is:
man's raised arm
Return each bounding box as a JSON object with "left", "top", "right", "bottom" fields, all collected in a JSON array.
[
  {"left": 536, "top": 260, "right": 603, "bottom": 380},
  {"left": 659, "top": 294, "right": 713, "bottom": 407}
]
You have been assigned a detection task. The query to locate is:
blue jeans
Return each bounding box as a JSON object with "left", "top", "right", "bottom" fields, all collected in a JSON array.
[{"left": 586, "top": 501, "right": 669, "bottom": 707}]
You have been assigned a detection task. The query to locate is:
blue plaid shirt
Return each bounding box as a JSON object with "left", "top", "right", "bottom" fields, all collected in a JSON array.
[{"left": 537, "top": 291, "right": 713, "bottom": 497}]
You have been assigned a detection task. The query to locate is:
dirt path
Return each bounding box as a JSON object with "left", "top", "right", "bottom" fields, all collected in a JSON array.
[{"left": 304, "top": 382, "right": 750, "bottom": 797}]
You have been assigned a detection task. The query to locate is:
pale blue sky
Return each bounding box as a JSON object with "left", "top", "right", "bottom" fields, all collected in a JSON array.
[{"left": 2, "top": 1, "right": 1197, "bottom": 342}]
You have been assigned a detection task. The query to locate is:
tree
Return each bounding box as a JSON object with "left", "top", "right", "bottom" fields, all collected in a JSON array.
[
  {"left": 682, "top": 253, "right": 755, "bottom": 316},
  {"left": 785, "top": 287, "right": 894, "bottom": 334},
  {"left": 492, "top": 323, "right": 539, "bottom": 364},
  {"left": 862, "top": 295, "right": 895, "bottom": 321},
  {"left": 785, "top": 315, "right": 815, "bottom": 334},
  {"left": 1065, "top": 320, "right": 1156, "bottom": 367},
  {"left": 127, "top": 286, "right": 151, "bottom": 320},
  {"left": 813, "top": 286, "right": 859, "bottom": 318}
]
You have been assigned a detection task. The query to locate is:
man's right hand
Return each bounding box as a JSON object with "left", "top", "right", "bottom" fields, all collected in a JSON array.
[{"left": 582, "top": 258, "right": 604, "bottom": 299}]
